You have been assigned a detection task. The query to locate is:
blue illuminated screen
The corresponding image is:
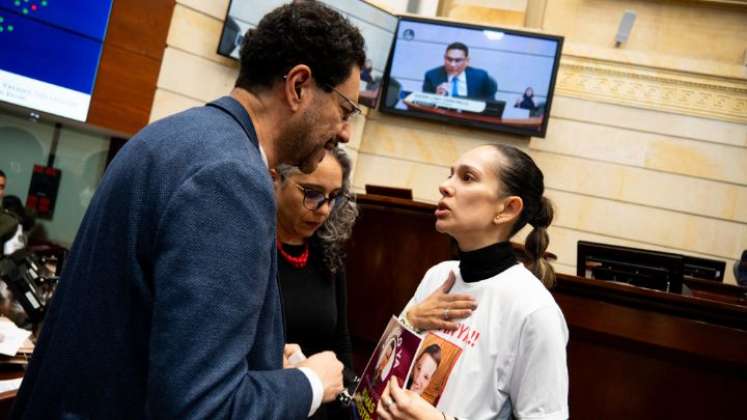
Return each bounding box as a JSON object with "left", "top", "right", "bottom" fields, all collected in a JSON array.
[{"left": 0, "top": 0, "right": 114, "bottom": 121}]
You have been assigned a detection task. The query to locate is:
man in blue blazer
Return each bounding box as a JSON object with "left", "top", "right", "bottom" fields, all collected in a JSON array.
[
  {"left": 12, "top": 3, "right": 366, "bottom": 419},
  {"left": 422, "top": 42, "right": 498, "bottom": 101}
]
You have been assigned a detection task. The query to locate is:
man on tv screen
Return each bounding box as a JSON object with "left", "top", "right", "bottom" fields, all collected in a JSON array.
[{"left": 422, "top": 42, "right": 497, "bottom": 101}]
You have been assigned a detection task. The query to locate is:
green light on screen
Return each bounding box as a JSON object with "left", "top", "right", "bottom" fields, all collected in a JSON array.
[
  {"left": 22, "top": 8, "right": 28, "bottom": 14},
  {"left": 7, "top": 25, "right": 13, "bottom": 32}
]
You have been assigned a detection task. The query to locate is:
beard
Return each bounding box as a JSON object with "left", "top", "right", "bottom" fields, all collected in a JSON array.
[{"left": 277, "top": 107, "right": 329, "bottom": 174}]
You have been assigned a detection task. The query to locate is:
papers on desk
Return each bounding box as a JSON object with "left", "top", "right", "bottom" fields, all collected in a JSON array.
[
  {"left": 0, "top": 377, "right": 22, "bottom": 393},
  {"left": 0, "top": 317, "right": 31, "bottom": 357},
  {"left": 404, "top": 92, "right": 486, "bottom": 113}
]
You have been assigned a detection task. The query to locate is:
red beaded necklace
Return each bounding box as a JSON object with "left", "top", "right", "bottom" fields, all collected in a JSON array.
[{"left": 276, "top": 239, "right": 310, "bottom": 269}]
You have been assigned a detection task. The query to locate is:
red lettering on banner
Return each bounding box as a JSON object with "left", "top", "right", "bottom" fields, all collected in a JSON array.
[{"left": 440, "top": 322, "right": 481, "bottom": 347}]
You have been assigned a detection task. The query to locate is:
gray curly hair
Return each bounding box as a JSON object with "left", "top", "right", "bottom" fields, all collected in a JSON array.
[{"left": 276, "top": 147, "right": 358, "bottom": 274}]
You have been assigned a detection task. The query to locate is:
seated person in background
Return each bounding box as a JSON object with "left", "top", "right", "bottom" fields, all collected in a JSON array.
[
  {"left": 735, "top": 250, "right": 747, "bottom": 287},
  {"left": 0, "top": 169, "right": 6, "bottom": 203},
  {"left": 1, "top": 196, "right": 36, "bottom": 328},
  {"left": 1, "top": 195, "right": 34, "bottom": 256},
  {"left": 377, "top": 144, "right": 568, "bottom": 420},
  {"left": 360, "top": 59, "right": 374, "bottom": 87},
  {"left": 515, "top": 87, "right": 538, "bottom": 111},
  {"left": 405, "top": 344, "right": 441, "bottom": 395},
  {"left": 273, "top": 147, "right": 358, "bottom": 420},
  {"left": 422, "top": 42, "right": 497, "bottom": 101}
]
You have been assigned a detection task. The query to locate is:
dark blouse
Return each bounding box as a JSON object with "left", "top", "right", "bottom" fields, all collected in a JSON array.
[{"left": 277, "top": 240, "right": 353, "bottom": 420}]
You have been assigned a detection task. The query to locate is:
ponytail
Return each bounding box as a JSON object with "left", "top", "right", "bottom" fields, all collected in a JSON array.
[
  {"left": 524, "top": 197, "right": 555, "bottom": 289},
  {"left": 489, "top": 144, "right": 556, "bottom": 289}
]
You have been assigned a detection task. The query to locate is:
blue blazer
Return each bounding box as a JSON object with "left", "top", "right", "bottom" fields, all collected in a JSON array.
[
  {"left": 422, "top": 66, "right": 498, "bottom": 101},
  {"left": 12, "top": 97, "right": 312, "bottom": 419}
]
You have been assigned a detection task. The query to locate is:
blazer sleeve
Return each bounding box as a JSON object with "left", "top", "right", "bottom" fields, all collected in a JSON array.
[
  {"left": 422, "top": 68, "right": 438, "bottom": 93},
  {"left": 147, "top": 159, "right": 312, "bottom": 419},
  {"left": 471, "top": 68, "right": 497, "bottom": 100}
]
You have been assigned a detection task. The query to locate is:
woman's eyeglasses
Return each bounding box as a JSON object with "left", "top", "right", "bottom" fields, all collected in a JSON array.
[{"left": 295, "top": 183, "right": 349, "bottom": 211}]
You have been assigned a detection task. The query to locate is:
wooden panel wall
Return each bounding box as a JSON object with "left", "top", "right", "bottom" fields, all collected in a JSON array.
[{"left": 87, "top": 0, "right": 175, "bottom": 136}]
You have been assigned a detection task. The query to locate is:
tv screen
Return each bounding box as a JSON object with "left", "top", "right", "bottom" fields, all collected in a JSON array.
[
  {"left": 218, "top": 0, "right": 397, "bottom": 108},
  {"left": 381, "top": 17, "right": 563, "bottom": 137},
  {"left": 0, "top": 0, "right": 113, "bottom": 122}
]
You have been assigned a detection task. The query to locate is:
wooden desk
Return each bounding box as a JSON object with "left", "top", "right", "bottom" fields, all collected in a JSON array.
[
  {"left": 345, "top": 194, "right": 747, "bottom": 420},
  {"left": 0, "top": 369, "right": 24, "bottom": 419},
  {"left": 554, "top": 274, "right": 747, "bottom": 420}
]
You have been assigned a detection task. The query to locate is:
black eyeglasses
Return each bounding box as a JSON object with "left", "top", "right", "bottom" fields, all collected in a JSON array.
[
  {"left": 283, "top": 74, "right": 362, "bottom": 122},
  {"left": 325, "top": 85, "right": 362, "bottom": 122},
  {"left": 295, "top": 183, "right": 349, "bottom": 211}
]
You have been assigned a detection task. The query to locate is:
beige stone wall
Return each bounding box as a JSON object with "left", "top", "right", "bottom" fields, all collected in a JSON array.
[{"left": 150, "top": 0, "right": 747, "bottom": 284}]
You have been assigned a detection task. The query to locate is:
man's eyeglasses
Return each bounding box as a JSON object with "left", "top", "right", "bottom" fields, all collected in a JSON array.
[
  {"left": 282, "top": 74, "right": 361, "bottom": 122},
  {"left": 325, "top": 85, "right": 362, "bottom": 122},
  {"left": 295, "top": 183, "right": 349, "bottom": 211}
]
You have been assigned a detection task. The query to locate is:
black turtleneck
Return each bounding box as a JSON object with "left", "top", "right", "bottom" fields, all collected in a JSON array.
[{"left": 459, "top": 241, "right": 519, "bottom": 283}]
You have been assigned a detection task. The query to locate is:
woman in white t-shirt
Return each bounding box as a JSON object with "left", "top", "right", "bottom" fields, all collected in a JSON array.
[{"left": 376, "top": 144, "right": 569, "bottom": 420}]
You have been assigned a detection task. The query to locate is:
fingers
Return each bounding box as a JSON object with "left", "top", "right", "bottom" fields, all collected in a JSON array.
[
  {"left": 443, "top": 294, "right": 478, "bottom": 307},
  {"left": 283, "top": 343, "right": 305, "bottom": 367},
  {"left": 389, "top": 376, "right": 405, "bottom": 398},
  {"left": 440, "top": 271, "right": 456, "bottom": 293},
  {"left": 298, "top": 351, "right": 344, "bottom": 402},
  {"left": 376, "top": 401, "right": 393, "bottom": 420},
  {"left": 386, "top": 377, "right": 415, "bottom": 418},
  {"left": 438, "top": 320, "right": 460, "bottom": 331},
  {"left": 283, "top": 343, "right": 302, "bottom": 357},
  {"left": 376, "top": 385, "right": 394, "bottom": 420},
  {"left": 445, "top": 308, "right": 474, "bottom": 320}
]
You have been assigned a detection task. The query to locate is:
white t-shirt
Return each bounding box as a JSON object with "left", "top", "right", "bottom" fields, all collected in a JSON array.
[{"left": 403, "top": 261, "right": 569, "bottom": 420}]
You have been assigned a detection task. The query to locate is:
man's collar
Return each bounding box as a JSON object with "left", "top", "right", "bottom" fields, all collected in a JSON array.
[
  {"left": 206, "top": 96, "right": 266, "bottom": 168},
  {"left": 448, "top": 70, "right": 466, "bottom": 82}
]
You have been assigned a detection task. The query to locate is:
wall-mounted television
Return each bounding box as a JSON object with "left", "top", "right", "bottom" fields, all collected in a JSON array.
[
  {"left": 381, "top": 17, "right": 563, "bottom": 138},
  {"left": 0, "top": 0, "right": 114, "bottom": 122},
  {"left": 218, "top": 0, "right": 398, "bottom": 108}
]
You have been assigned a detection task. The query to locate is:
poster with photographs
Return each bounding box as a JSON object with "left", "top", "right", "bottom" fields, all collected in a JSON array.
[
  {"left": 353, "top": 316, "right": 421, "bottom": 420},
  {"left": 403, "top": 333, "right": 462, "bottom": 406},
  {"left": 352, "top": 317, "right": 464, "bottom": 419}
]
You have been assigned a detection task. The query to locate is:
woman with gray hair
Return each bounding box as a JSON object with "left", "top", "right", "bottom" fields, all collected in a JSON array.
[{"left": 272, "top": 147, "right": 358, "bottom": 420}]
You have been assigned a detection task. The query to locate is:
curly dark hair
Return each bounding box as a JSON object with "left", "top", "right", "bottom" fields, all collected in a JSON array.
[
  {"left": 236, "top": 1, "right": 366, "bottom": 93},
  {"left": 277, "top": 147, "right": 358, "bottom": 274}
]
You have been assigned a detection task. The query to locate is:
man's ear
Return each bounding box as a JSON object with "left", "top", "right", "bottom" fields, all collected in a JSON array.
[
  {"left": 269, "top": 169, "right": 282, "bottom": 190},
  {"left": 494, "top": 196, "right": 523, "bottom": 225},
  {"left": 284, "top": 65, "right": 312, "bottom": 111}
]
